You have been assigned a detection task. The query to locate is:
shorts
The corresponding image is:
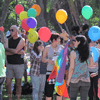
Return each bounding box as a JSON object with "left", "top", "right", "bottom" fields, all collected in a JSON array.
[
  {"left": 45, "top": 75, "right": 60, "bottom": 97},
  {"left": 6, "top": 64, "right": 24, "bottom": 79}
]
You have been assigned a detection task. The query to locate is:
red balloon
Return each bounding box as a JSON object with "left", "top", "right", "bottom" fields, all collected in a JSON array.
[
  {"left": 15, "top": 4, "right": 24, "bottom": 15},
  {"left": 38, "top": 27, "right": 51, "bottom": 42},
  {"left": 21, "top": 19, "right": 30, "bottom": 31},
  {"left": 0, "top": 27, "right": 4, "bottom": 32}
]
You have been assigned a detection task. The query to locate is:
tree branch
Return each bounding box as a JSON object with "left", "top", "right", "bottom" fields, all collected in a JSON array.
[{"left": 0, "top": 0, "right": 12, "bottom": 27}]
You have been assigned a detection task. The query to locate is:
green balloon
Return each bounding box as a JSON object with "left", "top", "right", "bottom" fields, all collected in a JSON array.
[
  {"left": 82, "top": 5, "right": 93, "bottom": 20},
  {"left": 0, "top": 43, "right": 5, "bottom": 67},
  {"left": 27, "top": 8, "right": 37, "bottom": 18}
]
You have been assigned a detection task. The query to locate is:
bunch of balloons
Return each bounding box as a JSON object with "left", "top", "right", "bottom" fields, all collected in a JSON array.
[
  {"left": 0, "top": 26, "right": 4, "bottom": 32},
  {"left": 56, "top": 9, "right": 68, "bottom": 24},
  {"left": 15, "top": 4, "right": 41, "bottom": 43},
  {"left": 82, "top": 5, "right": 93, "bottom": 20}
]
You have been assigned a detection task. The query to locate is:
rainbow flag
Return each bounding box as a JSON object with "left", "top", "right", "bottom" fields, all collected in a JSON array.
[{"left": 47, "top": 42, "right": 69, "bottom": 98}]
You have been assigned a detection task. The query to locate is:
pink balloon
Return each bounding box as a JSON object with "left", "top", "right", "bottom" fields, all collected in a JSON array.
[
  {"left": 0, "top": 27, "right": 4, "bottom": 32},
  {"left": 38, "top": 27, "right": 51, "bottom": 42},
  {"left": 15, "top": 4, "right": 24, "bottom": 15},
  {"left": 21, "top": 19, "right": 30, "bottom": 31}
]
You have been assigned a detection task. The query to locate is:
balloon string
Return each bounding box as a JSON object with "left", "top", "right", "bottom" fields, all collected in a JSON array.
[{"left": 24, "top": 32, "right": 27, "bottom": 51}]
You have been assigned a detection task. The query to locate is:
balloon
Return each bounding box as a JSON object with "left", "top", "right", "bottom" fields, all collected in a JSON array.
[
  {"left": 27, "top": 17, "right": 37, "bottom": 29},
  {"left": 56, "top": 9, "right": 68, "bottom": 24},
  {"left": 91, "top": 47, "right": 99, "bottom": 62},
  {"left": 21, "top": 19, "right": 30, "bottom": 31},
  {"left": 19, "top": 11, "right": 28, "bottom": 21},
  {"left": 82, "top": 5, "right": 93, "bottom": 20},
  {"left": 15, "top": 4, "right": 24, "bottom": 15},
  {"left": 0, "top": 43, "right": 5, "bottom": 67},
  {"left": 28, "top": 31, "right": 38, "bottom": 43},
  {"left": 32, "top": 4, "right": 41, "bottom": 16},
  {"left": 38, "top": 27, "right": 51, "bottom": 42},
  {"left": 88, "top": 26, "right": 100, "bottom": 41},
  {"left": 27, "top": 8, "right": 37, "bottom": 18},
  {"left": 28, "top": 27, "right": 36, "bottom": 33},
  {"left": 0, "top": 27, "right": 4, "bottom": 32}
]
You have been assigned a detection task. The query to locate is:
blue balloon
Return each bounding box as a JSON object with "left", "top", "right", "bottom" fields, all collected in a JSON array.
[
  {"left": 88, "top": 26, "right": 100, "bottom": 41},
  {"left": 91, "top": 47, "right": 99, "bottom": 62}
]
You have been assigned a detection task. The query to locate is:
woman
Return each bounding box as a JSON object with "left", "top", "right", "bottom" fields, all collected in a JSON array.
[
  {"left": 0, "top": 42, "right": 6, "bottom": 100},
  {"left": 67, "top": 35, "right": 92, "bottom": 100},
  {"left": 30, "top": 40, "right": 44, "bottom": 100},
  {"left": 42, "top": 33, "right": 63, "bottom": 100},
  {"left": 88, "top": 41, "right": 99, "bottom": 100}
]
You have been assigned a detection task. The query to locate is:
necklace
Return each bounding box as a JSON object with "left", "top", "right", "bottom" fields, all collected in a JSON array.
[{"left": 51, "top": 45, "right": 58, "bottom": 52}]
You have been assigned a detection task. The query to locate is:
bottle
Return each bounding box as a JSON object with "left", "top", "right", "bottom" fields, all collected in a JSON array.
[
  {"left": 98, "top": 87, "right": 100, "bottom": 99},
  {"left": 21, "top": 49, "right": 24, "bottom": 58}
]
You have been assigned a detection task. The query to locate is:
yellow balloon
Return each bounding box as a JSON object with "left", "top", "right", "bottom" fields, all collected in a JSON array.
[
  {"left": 28, "top": 31, "right": 38, "bottom": 43},
  {"left": 28, "top": 27, "right": 37, "bottom": 33},
  {"left": 19, "top": 11, "right": 28, "bottom": 21},
  {"left": 56, "top": 9, "right": 68, "bottom": 24}
]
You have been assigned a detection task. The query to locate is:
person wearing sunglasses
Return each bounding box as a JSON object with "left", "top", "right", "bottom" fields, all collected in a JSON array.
[{"left": 5, "top": 25, "right": 25, "bottom": 100}]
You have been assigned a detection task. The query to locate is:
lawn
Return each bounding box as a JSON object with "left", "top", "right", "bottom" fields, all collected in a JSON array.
[
  {"left": 2, "top": 52, "right": 88, "bottom": 100},
  {"left": 2, "top": 76, "right": 82, "bottom": 100}
]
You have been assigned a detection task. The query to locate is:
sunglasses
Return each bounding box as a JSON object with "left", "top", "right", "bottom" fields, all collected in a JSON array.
[
  {"left": 72, "top": 39, "right": 76, "bottom": 42},
  {"left": 9, "top": 29, "right": 14, "bottom": 32}
]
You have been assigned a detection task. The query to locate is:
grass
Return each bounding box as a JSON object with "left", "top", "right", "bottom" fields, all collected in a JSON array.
[
  {"left": 2, "top": 52, "right": 89, "bottom": 100},
  {"left": 2, "top": 76, "right": 83, "bottom": 100}
]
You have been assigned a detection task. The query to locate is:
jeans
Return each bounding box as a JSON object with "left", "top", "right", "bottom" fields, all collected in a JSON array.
[
  {"left": 31, "top": 74, "right": 46, "bottom": 100},
  {"left": 0, "top": 85, "right": 3, "bottom": 100},
  {"left": 0, "top": 77, "right": 5, "bottom": 100},
  {"left": 88, "top": 75, "right": 99, "bottom": 100},
  {"left": 70, "top": 80, "right": 90, "bottom": 100}
]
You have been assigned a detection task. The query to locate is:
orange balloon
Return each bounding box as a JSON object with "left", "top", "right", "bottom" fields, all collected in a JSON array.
[{"left": 32, "top": 4, "right": 41, "bottom": 16}]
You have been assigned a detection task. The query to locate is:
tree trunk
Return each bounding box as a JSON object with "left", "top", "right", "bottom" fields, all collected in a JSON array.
[
  {"left": 74, "top": 1, "right": 81, "bottom": 26},
  {"left": 43, "top": 0, "right": 48, "bottom": 26},
  {"left": 0, "top": 0, "right": 13, "bottom": 27},
  {"left": 80, "top": 0, "right": 89, "bottom": 24},
  {"left": 36, "top": 0, "right": 47, "bottom": 27},
  {"left": 67, "top": 0, "right": 80, "bottom": 26},
  {"left": 53, "top": 6, "right": 62, "bottom": 32},
  {"left": 98, "top": 19, "right": 100, "bottom": 26},
  {"left": 57, "top": 1, "right": 70, "bottom": 34}
]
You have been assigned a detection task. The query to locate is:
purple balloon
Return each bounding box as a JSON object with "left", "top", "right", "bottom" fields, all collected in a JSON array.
[{"left": 26, "top": 17, "right": 37, "bottom": 29}]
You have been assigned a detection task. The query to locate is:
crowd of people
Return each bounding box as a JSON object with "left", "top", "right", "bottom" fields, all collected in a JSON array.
[{"left": 0, "top": 24, "right": 100, "bottom": 100}]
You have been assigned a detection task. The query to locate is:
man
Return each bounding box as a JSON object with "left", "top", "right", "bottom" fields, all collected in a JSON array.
[{"left": 5, "top": 25, "right": 25, "bottom": 100}]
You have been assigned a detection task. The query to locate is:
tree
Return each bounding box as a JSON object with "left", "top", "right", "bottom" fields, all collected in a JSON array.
[
  {"left": 36, "top": 0, "right": 47, "bottom": 27},
  {"left": 0, "top": 0, "right": 13, "bottom": 27}
]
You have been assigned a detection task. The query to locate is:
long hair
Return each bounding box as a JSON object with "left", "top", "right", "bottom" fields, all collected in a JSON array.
[
  {"left": 76, "top": 35, "right": 89, "bottom": 62},
  {"left": 33, "top": 40, "right": 42, "bottom": 55}
]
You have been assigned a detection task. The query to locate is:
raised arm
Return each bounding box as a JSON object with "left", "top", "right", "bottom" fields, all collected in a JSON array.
[{"left": 42, "top": 46, "right": 48, "bottom": 63}]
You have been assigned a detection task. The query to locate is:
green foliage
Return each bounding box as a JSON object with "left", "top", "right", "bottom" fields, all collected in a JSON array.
[
  {"left": 2, "top": 0, "right": 36, "bottom": 32},
  {"left": 1, "top": 0, "right": 100, "bottom": 32},
  {"left": 46, "top": 0, "right": 58, "bottom": 13}
]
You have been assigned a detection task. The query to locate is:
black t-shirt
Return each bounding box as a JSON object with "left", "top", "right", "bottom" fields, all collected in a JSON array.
[{"left": 7, "top": 37, "right": 24, "bottom": 64}]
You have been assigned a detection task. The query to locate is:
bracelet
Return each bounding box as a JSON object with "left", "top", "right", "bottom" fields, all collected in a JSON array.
[{"left": 47, "top": 59, "right": 48, "bottom": 62}]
